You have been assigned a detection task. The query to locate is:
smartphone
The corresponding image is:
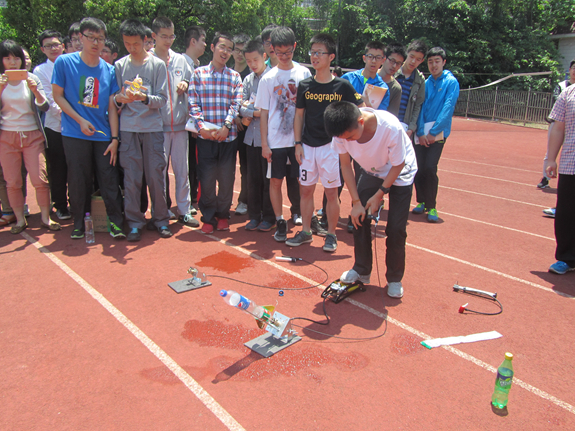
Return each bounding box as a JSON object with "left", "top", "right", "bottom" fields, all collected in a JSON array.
[{"left": 5, "top": 70, "right": 28, "bottom": 81}]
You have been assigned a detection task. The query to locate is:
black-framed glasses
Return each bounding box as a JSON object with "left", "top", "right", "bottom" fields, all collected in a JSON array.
[
  {"left": 81, "top": 33, "right": 105, "bottom": 44},
  {"left": 309, "top": 51, "right": 328, "bottom": 57},
  {"left": 42, "top": 43, "right": 62, "bottom": 50},
  {"left": 365, "top": 54, "right": 384, "bottom": 61},
  {"left": 275, "top": 49, "right": 294, "bottom": 58},
  {"left": 387, "top": 57, "right": 404, "bottom": 67}
]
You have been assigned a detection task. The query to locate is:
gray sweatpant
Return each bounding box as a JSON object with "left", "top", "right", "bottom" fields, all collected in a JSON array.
[{"left": 119, "top": 131, "right": 169, "bottom": 229}]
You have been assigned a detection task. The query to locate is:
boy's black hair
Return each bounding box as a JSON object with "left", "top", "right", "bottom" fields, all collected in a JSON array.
[
  {"left": 151, "top": 16, "right": 173, "bottom": 34},
  {"left": 0, "top": 40, "right": 26, "bottom": 73},
  {"left": 233, "top": 33, "right": 250, "bottom": 46},
  {"left": 324, "top": 101, "right": 362, "bottom": 138},
  {"left": 260, "top": 24, "right": 279, "bottom": 42},
  {"left": 364, "top": 41, "right": 385, "bottom": 54},
  {"left": 427, "top": 46, "right": 446, "bottom": 60},
  {"left": 38, "top": 29, "right": 63, "bottom": 47},
  {"left": 271, "top": 26, "right": 295, "bottom": 48},
  {"left": 119, "top": 19, "right": 148, "bottom": 40},
  {"left": 310, "top": 33, "right": 336, "bottom": 55},
  {"left": 144, "top": 27, "right": 153, "bottom": 39},
  {"left": 570, "top": 59, "right": 575, "bottom": 69},
  {"left": 184, "top": 26, "right": 206, "bottom": 49},
  {"left": 406, "top": 39, "right": 427, "bottom": 56},
  {"left": 385, "top": 43, "right": 406, "bottom": 60},
  {"left": 211, "top": 32, "right": 234, "bottom": 48},
  {"left": 68, "top": 22, "right": 81, "bottom": 38},
  {"left": 243, "top": 39, "right": 265, "bottom": 56},
  {"left": 332, "top": 66, "right": 343, "bottom": 77},
  {"left": 104, "top": 39, "right": 118, "bottom": 54},
  {"left": 62, "top": 36, "right": 71, "bottom": 50},
  {"left": 79, "top": 17, "right": 107, "bottom": 38}
]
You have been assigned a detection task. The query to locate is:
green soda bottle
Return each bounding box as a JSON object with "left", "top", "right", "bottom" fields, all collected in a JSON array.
[{"left": 491, "top": 352, "right": 514, "bottom": 408}]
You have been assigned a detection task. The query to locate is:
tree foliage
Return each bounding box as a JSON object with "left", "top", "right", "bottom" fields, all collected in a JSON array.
[{"left": 2, "top": 0, "right": 574, "bottom": 91}]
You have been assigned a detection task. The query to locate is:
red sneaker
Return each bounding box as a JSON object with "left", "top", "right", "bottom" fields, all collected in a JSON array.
[
  {"left": 201, "top": 223, "right": 214, "bottom": 234},
  {"left": 216, "top": 217, "right": 229, "bottom": 231}
]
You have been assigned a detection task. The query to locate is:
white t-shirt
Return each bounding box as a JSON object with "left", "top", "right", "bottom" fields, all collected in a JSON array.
[
  {"left": 331, "top": 108, "right": 418, "bottom": 186},
  {"left": 254, "top": 64, "right": 311, "bottom": 149},
  {"left": 0, "top": 81, "right": 37, "bottom": 132}
]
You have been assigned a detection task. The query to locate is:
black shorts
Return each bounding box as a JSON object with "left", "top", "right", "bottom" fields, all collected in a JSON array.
[{"left": 270, "top": 147, "right": 299, "bottom": 180}]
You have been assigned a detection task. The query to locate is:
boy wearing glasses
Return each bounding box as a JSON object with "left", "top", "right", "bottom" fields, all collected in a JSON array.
[
  {"left": 286, "top": 33, "right": 362, "bottom": 252},
  {"left": 188, "top": 32, "right": 243, "bottom": 234},
  {"left": 52, "top": 18, "right": 124, "bottom": 239},
  {"left": 377, "top": 43, "right": 406, "bottom": 117},
  {"left": 68, "top": 22, "right": 83, "bottom": 52},
  {"left": 100, "top": 39, "right": 118, "bottom": 65},
  {"left": 114, "top": 18, "right": 171, "bottom": 241},
  {"left": 341, "top": 41, "right": 389, "bottom": 111},
  {"left": 34, "top": 30, "right": 71, "bottom": 221},
  {"left": 255, "top": 26, "right": 311, "bottom": 242},
  {"left": 150, "top": 17, "right": 198, "bottom": 228}
]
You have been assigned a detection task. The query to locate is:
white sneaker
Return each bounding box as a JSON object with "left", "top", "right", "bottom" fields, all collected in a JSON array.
[
  {"left": 235, "top": 202, "right": 248, "bottom": 215},
  {"left": 168, "top": 209, "right": 177, "bottom": 220},
  {"left": 292, "top": 214, "right": 303, "bottom": 225},
  {"left": 340, "top": 269, "right": 370, "bottom": 285},
  {"left": 189, "top": 206, "right": 197, "bottom": 215},
  {"left": 387, "top": 282, "right": 404, "bottom": 298}
]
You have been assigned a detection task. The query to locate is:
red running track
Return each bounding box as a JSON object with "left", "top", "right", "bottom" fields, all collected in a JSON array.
[{"left": 1, "top": 117, "right": 574, "bottom": 430}]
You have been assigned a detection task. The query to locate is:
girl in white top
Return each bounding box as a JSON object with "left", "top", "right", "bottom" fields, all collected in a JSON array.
[{"left": 0, "top": 40, "right": 60, "bottom": 233}]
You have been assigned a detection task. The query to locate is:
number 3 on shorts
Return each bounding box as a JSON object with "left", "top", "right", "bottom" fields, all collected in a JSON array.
[{"left": 300, "top": 169, "right": 307, "bottom": 182}]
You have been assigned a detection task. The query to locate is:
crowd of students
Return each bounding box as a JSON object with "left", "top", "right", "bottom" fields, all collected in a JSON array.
[{"left": 0, "top": 16, "right": 463, "bottom": 298}]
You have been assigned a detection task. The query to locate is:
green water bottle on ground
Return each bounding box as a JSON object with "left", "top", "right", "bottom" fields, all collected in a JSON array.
[{"left": 491, "top": 352, "right": 514, "bottom": 408}]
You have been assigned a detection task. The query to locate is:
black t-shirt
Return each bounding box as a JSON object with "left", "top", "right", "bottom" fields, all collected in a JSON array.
[{"left": 296, "top": 76, "right": 363, "bottom": 147}]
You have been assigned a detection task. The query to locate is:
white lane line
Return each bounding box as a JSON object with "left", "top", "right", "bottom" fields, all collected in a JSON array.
[
  {"left": 441, "top": 157, "right": 541, "bottom": 174},
  {"left": 439, "top": 185, "right": 547, "bottom": 208},
  {"left": 21, "top": 232, "right": 245, "bottom": 431},
  {"left": 188, "top": 228, "right": 575, "bottom": 415},
  {"left": 440, "top": 169, "right": 535, "bottom": 187},
  {"left": 426, "top": 210, "right": 554, "bottom": 241}
]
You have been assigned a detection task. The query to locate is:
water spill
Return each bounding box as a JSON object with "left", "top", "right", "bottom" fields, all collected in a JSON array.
[
  {"left": 390, "top": 334, "right": 425, "bottom": 355},
  {"left": 196, "top": 250, "right": 254, "bottom": 274},
  {"left": 180, "top": 319, "right": 369, "bottom": 383}
]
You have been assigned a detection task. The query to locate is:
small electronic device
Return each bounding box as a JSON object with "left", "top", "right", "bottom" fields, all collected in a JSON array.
[{"left": 6, "top": 70, "right": 27, "bottom": 81}]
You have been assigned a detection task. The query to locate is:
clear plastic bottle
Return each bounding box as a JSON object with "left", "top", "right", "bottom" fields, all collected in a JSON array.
[
  {"left": 220, "top": 290, "right": 266, "bottom": 319},
  {"left": 492, "top": 352, "right": 514, "bottom": 409},
  {"left": 85, "top": 212, "right": 95, "bottom": 244}
]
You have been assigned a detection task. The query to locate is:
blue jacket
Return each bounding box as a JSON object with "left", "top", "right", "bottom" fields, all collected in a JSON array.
[
  {"left": 342, "top": 69, "right": 390, "bottom": 111},
  {"left": 417, "top": 70, "right": 459, "bottom": 139}
]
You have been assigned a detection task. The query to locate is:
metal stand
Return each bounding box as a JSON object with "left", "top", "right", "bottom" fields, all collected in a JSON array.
[
  {"left": 244, "top": 311, "right": 301, "bottom": 357},
  {"left": 168, "top": 267, "right": 211, "bottom": 293}
]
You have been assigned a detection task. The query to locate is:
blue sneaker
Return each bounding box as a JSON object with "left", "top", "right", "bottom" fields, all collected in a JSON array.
[
  {"left": 549, "top": 261, "right": 575, "bottom": 275},
  {"left": 427, "top": 208, "right": 438, "bottom": 222},
  {"left": 412, "top": 203, "right": 426, "bottom": 214},
  {"left": 245, "top": 219, "right": 259, "bottom": 231}
]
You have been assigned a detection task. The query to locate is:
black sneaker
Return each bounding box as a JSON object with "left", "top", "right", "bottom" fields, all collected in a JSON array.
[
  {"left": 285, "top": 230, "right": 313, "bottom": 247},
  {"left": 323, "top": 233, "right": 338, "bottom": 252},
  {"left": 311, "top": 215, "right": 327, "bottom": 237},
  {"left": 56, "top": 207, "right": 72, "bottom": 220},
  {"left": 70, "top": 229, "right": 84, "bottom": 239},
  {"left": 109, "top": 222, "right": 126, "bottom": 239},
  {"left": 537, "top": 177, "right": 549, "bottom": 189},
  {"left": 347, "top": 216, "right": 354, "bottom": 233},
  {"left": 158, "top": 225, "right": 173, "bottom": 238},
  {"left": 127, "top": 228, "right": 141, "bottom": 242},
  {"left": 178, "top": 213, "right": 200, "bottom": 227},
  {"left": 274, "top": 219, "right": 287, "bottom": 242}
]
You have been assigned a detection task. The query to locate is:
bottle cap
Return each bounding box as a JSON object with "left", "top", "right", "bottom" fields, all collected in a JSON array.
[
  {"left": 505, "top": 352, "right": 513, "bottom": 360},
  {"left": 219, "top": 290, "right": 227, "bottom": 297},
  {"left": 86, "top": 212, "right": 90, "bottom": 216}
]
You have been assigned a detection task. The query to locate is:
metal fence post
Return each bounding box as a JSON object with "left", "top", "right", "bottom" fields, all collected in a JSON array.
[
  {"left": 465, "top": 86, "right": 470, "bottom": 118},
  {"left": 491, "top": 87, "right": 498, "bottom": 121},
  {"left": 524, "top": 88, "right": 531, "bottom": 125}
]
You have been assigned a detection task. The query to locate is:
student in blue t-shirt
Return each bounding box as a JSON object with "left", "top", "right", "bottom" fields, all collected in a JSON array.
[{"left": 52, "top": 17, "right": 125, "bottom": 240}]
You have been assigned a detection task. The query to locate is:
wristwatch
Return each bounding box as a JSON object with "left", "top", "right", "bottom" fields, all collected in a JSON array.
[
  {"left": 294, "top": 141, "right": 302, "bottom": 146},
  {"left": 224, "top": 121, "right": 232, "bottom": 130},
  {"left": 379, "top": 185, "right": 391, "bottom": 195},
  {"left": 111, "top": 136, "right": 120, "bottom": 142}
]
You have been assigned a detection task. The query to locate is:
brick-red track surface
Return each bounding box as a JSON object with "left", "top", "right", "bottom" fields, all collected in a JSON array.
[{"left": 2, "top": 117, "right": 573, "bottom": 430}]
